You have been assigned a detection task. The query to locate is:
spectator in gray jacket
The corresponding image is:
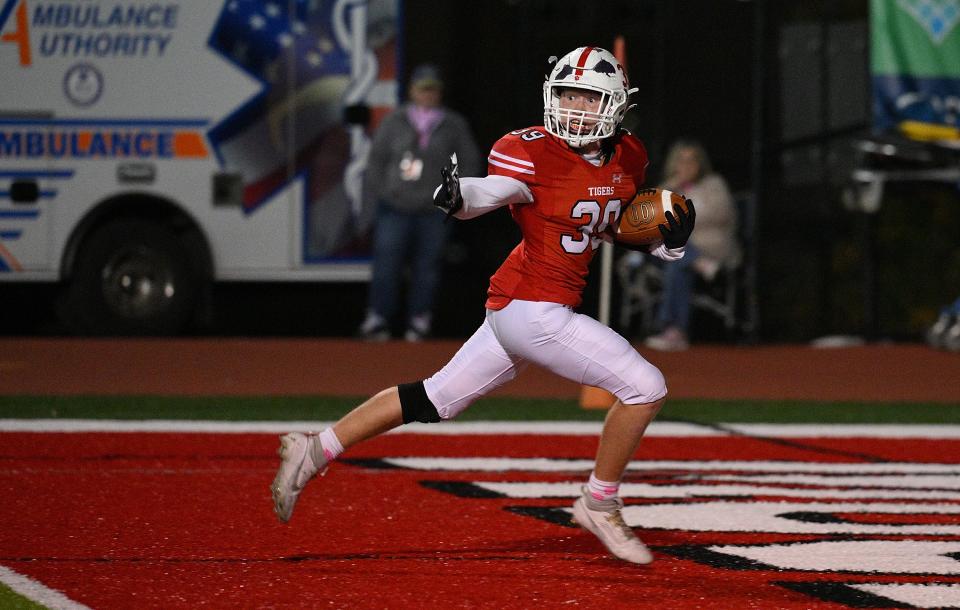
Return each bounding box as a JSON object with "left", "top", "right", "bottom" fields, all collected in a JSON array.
[{"left": 358, "top": 64, "right": 481, "bottom": 341}]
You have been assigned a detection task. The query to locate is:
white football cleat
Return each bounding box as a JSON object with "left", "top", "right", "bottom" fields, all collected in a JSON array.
[
  {"left": 271, "top": 432, "right": 327, "bottom": 523},
  {"left": 571, "top": 487, "right": 653, "bottom": 564}
]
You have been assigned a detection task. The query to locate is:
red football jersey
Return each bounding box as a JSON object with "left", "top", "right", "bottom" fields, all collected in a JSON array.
[{"left": 485, "top": 127, "right": 649, "bottom": 310}]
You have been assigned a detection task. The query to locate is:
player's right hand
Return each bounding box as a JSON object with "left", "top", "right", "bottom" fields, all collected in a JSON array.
[{"left": 433, "top": 153, "right": 463, "bottom": 218}]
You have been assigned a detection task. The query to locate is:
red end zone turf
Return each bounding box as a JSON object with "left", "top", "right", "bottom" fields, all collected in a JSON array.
[{"left": 1, "top": 431, "right": 959, "bottom": 609}]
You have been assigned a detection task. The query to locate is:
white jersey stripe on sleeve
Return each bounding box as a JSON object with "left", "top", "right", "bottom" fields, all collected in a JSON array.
[
  {"left": 489, "top": 149, "right": 535, "bottom": 168},
  {"left": 488, "top": 157, "right": 535, "bottom": 175}
]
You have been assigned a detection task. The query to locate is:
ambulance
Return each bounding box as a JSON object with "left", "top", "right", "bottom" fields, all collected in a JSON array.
[{"left": 0, "top": 0, "right": 397, "bottom": 333}]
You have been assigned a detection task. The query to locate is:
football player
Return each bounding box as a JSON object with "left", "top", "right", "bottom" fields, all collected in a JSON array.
[{"left": 272, "top": 46, "right": 695, "bottom": 565}]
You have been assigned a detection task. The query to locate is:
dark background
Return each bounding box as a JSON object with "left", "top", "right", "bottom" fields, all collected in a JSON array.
[{"left": 3, "top": 0, "right": 959, "bottom": 342}]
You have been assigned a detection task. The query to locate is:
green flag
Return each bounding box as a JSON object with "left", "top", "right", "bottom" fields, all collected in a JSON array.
[{"left": 871, "top": 0, "right": 960, "bottom": 138}]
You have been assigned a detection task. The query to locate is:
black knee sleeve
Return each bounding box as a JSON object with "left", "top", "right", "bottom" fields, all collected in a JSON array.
[{"left": 399, "top": 381, "right": 441, "bottom": 424}]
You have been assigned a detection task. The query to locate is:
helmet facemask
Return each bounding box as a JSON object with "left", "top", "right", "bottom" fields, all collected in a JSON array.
[
  {"left": 543, "top": 84, "right": 628, "bottom": 148},
  {"left": 542, "top": 47, "right": 636, "bottom": 148}
]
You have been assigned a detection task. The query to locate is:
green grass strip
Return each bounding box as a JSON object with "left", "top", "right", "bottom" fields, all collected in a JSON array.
[
  {"left": 0, "top": 583, "right": 47, "bottom": 610},
  {"left": 0, "top": 395, "right": 958, "bottom": 424}
]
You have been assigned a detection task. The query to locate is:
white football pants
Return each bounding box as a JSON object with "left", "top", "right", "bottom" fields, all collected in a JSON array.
[{"left": 423, "top": 299, "right": 667, "bottom": 419}]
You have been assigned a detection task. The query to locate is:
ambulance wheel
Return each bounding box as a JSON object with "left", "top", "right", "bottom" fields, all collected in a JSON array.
[{"left": 64, "top": 220, "right": 200, "bottom": 335}]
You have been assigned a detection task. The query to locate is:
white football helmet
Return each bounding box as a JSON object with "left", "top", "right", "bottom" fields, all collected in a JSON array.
[{"left": 543, "top": 46, "right": 637, "bottom": 148}]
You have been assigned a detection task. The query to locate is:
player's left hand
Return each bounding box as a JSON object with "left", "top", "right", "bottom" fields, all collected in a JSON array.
[
  {"left": 658, "top": 197, "right": 696, "bottom": 249},
  {"left": 433, "top": 153, "right": 463, "bottom": 219}
]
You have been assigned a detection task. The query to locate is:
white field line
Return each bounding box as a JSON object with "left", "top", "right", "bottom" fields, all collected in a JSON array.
[
  {"left": 727, "top": 424, "right": 960, "bottom": 439},
  {"left": 2, "top": 419, "right": 960, "bottom": 438},
  {"left": 849, "top": 583, "right": 960, "bottom": 608},
  {"left": 382, "top": 457, "right": 960, "bottom": 473},
  {"left": 0, "top": 565, "right": 92, "bottom": 610},
  {"left": 472, "top": 481, "right": 960, "bottom": 501}
]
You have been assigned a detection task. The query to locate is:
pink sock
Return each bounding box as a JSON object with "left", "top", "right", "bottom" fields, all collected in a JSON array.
[
  {"left": 587, "top": 473, "right": 620, "bottom": 502},
  {"left": 316, "top": 427, "right": 344, "bottom": 463}
]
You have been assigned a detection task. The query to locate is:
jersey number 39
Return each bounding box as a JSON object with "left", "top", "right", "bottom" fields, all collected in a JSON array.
[{"left": 561, "top": 199, "right": 622, "bottom": 254}]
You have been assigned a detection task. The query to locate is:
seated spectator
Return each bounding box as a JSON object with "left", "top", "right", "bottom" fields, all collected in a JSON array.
[{"left": 645, "top": 139, "right": 741, "bottom": 351}]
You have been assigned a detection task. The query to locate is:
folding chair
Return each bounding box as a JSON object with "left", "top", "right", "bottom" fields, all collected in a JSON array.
[{"left": 617, "top": 191, "right": 758, "bottom": 339}]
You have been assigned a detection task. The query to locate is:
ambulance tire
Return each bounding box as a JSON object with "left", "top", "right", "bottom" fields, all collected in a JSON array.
[{"left": 64, "top": 220, "right": 200, "bottom": 336}]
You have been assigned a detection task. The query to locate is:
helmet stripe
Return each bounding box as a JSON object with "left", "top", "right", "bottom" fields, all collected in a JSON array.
[{"left": 573, "top": 46, "right": 594, "bottom": 79}]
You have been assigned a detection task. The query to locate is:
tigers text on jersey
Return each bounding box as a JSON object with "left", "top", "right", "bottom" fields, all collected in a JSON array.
[{"left": 485, "top": 127, "right": 649, "bottom": 310}]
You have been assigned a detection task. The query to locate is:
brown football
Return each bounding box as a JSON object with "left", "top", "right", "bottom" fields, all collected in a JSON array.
[{"left": 616, "top": 188, "right": 689, "bottom": 246}]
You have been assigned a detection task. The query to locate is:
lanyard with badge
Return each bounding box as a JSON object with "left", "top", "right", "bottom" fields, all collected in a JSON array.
[{"left": 399, "top": 151, "right": 423, "bottom": 181}]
